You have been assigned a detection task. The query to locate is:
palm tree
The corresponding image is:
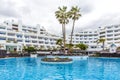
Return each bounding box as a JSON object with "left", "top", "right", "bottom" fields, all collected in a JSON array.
[
  {"left": 55, "top": 6, "right": 69, "bottom": 53},
  {"left": 56, "top": 39, "right": 63, "bottom": 50},
  {"left": 69, "top": 6, "right": 81, "bottom": 45},
  {"left": 97, "top": 38, "right": 105, "bottom": 50}
]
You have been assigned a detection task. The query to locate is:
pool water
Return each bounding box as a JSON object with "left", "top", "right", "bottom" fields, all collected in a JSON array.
[{"left": 0, "top": 57, "right": 120, "bottom": 80}]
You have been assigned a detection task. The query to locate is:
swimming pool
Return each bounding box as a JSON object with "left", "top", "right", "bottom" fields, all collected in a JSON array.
[{"left": 0, "top": 57, "right": 120, "bottom": 80}]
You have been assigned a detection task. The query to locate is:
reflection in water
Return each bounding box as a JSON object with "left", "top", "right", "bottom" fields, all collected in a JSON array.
[
  {"left": 23, "top": 58, "right": 38, "bottom": 66},
  {"left": 40, "top": 59, "right": 89, "bottom": 80},
  {"left": 40, "top": 63, "right": 73, "bottom": 80},
  {"left": 0, "top": 58, "right": 120, "bottom": 80}
]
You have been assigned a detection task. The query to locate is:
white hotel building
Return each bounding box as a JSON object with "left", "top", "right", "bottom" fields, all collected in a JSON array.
[
  {"left": 0, "top": 20, "right": 120, "bottom": 52},
  {"left": 99, "top": 25, "right": 120, "bottom": 48},
  {"left": 0, "top": 20, "right": 60, "bottom": 52},
  {"left": 67, "top": 29, "right": 101, "bottom": 51},
  {"left": 68, "top": 24, "right": 120, "bottom": 52}
]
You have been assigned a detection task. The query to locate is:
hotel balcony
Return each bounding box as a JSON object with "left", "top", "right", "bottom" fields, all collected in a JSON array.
[
  {"left": 0, "top": 34, "right": 7, "bottom": 37},
  {"left": 0, "top": 29, "right": 7, "bottom": 32},
  {"left": 30, "top": 38, "right": 38, "bottom": 41},
  {"left": 6, "top": 35, "right": 16, "bottom": 39},
  {"left": 0, "top": 37, "right": 6, "bottom": 43},
  {"left": 24, "top": 32, "right": 37, "bottom": 36}
]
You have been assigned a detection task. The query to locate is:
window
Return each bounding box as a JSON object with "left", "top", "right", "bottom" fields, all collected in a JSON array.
[
  {"left": 80, "top": 41, "right": 83, "bottom": 43},
  {"left": 84, "top": 32, "right": 87, "bottom": 33},
  {"left": 84, "top": 35, "right": 87, "bottom": 37},
  {"left": 17, "top": 35, "right": 22, "bottom": 38},
  {"left": 25, "top": 40, "right": 30, "bottom": 43},
  {"left": 76, "top": 41, "right": 79, "bottom": 43},
  {"left": 0, "top": 27, "right": 6, "bottom": 30},
  {"left": 8, "top": 38, "right": 14, "bottom": 41},
  {"left": 38, "top": 37, "right": 42, "bottom": 39},
  {"left": 25, "top": 36, "right": 29, "bottom": 38},
  {"left": 0, "top": 32, "right": 6, "bottom": 35},
  {"left": 0, "top": 38, "right": 6, "bottom": 40},
  {"left": 91, "top": 46, "right": 97, "bottom": 48},
  {"left": 114, "top": 29, "right": 120, "bottom": 32},
  {"left": 8, "top": 33, "right": 15, "bottom": 36},
  {"left": 32, "top": 41, "right": 37, "bottom": 43},
  {"left": 50, "top": 39, "right": 53, "bottom": 41},
  {"left": 114, "top": 26, "right": 118, "bottom": 28},
  {"left": 84, "top": 38, "right": 87, "bottom": 40},
  {"left": 51, "top": 43, "right": 54, "bottom": 44},
  {"left": 114, "top": 34, "right": 120, "bottom": 36},
  {"left": 44, "top": 38, "right": 48, "bottom": 40},
  {"left": 89, "top": 38, "right": 92, "bottom": 40},
  {"left": 107, "top": 34, "right": 113, "bottom": 37},
  {"left": 17, "top": 40, "right": 22, "bottom": 42},
  {"left": 39, "top": 41, "right": 44, "bottom": 44},
  {"left": 76, "top": 38, "right": 79, "bottom": 40},
  {"left": 45, "top": 42, "right": 49, "bottom": 44},
  {"left": 107, "top": 30, "right": 113, "bottom": 33},
  {"left": 107, "top": 26, "right": 112, "bottom": 29},
  {"left": 94, "top": 35, "right": 98, "bottom": 36},
  {"left": 94, "top": 31, "right": 97, "bottom": 33},
  {"left": 107, "top": 38, "right": 113, "bottom": 41}
]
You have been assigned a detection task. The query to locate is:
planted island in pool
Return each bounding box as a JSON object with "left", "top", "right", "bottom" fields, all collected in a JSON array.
[{"left": 41, "top": 57, "right": 73, "bottom": 63}]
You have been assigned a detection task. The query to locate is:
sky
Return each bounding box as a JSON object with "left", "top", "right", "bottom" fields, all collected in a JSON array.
[{"left": 0, "top": 0, "right": 120, "bottom": 35}]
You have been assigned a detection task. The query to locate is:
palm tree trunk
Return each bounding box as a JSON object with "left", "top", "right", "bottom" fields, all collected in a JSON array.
[
  {"left": 63, "top": 24, "right": 66, "bottom": 54},
  {"left": 103, "top": 42, "right": 104, "bottom": 50},
  {"left": 70, "top": 19, "right": 75, "bottom": 44},
  {"left": 62, "top": 24, "right": 64, "bottom": 39},
  {"left": 68, "top": 20, "right": 75, "bottom": 53},
  {"left": 62, "top": 23, "right": 65, "bottom": 53}
]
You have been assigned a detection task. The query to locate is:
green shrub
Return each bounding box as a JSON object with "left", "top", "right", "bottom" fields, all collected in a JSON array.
[
  {"left": 95, "top": 52, "right": 100, "bottom": 57},
  {"left": 64, "top": 57, "right": 69, "bottom": 60},
  {"left": 43, "top": 58, "right": 48, "bottom": 61}
]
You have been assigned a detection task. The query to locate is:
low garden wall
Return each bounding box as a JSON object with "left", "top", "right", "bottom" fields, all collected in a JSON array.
[{"left": 99, "top": 53, "right": 120, "bottom": 57}]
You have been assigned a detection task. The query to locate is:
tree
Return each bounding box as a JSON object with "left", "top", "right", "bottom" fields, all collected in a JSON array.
[
  {"left": 55, "top": 6, "right": 69, "bottom": 53},
  {"left": 97, "top": 38, "right": 105, "bottom": 50},
  {"left": 69, "top": 6, "right": 81, "bottom": 45},
  {"left": 23, "top": 46, "right": 37, "bottom": 54},
  {"left": 66, "top": 44, "right": 74, "bottom": 49},
  {"left": 76, "top": 43, "right": 88, "bottom": 50},
  {"left": 66, "top": 44, "right": 74, "bottom": 53},
  {"left": 56, "top": 39, "right": 63, "bottom": 49}
]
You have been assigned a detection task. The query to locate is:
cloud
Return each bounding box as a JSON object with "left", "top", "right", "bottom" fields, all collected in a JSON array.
[
  {"left": 0, "top": 0, "right": 20, "bottom": 17},
  {"left": 0, "top": 0, "right": 31, "bottom": 18},
  {"left": 75, "top": 13, "right": 120, "bottom": 32},
  {"left": 81, "top": 5, "right": 93, "bottom": 14},
  {"left": 0, "top": 0, "right": 120, "bottom": 35},
  {"left": 20, "top": 6, "right": 31, "bottom": 15}
]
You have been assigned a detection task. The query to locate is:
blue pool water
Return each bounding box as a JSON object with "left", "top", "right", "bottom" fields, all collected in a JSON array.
[{"left": 0, "top": 57, "right": 120, "bottom": 80}]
